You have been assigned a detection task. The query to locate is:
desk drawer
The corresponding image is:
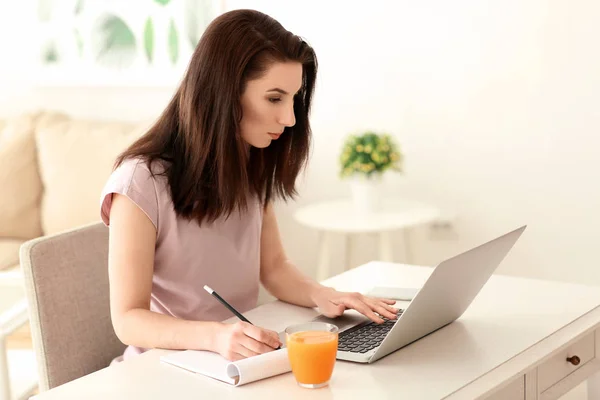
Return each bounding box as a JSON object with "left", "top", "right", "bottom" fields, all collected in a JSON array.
[{"left": 538, "top": 331, "right": 595, "bottom": 393}]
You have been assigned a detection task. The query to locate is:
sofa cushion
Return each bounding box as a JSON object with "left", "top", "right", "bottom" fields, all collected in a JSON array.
[
  {"left": 0, "top": 238, "right": 25, "bottom": 271},
  {"left": 0, "top": 114, "right": 44, "bottom": 239},
  {"left": 35, "top": 117, "right": 148, "bottom": 235}
]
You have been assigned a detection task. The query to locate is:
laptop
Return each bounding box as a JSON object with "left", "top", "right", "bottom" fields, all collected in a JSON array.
[{"left": 314, "top": 225, "right": 526, "bottom": 364}]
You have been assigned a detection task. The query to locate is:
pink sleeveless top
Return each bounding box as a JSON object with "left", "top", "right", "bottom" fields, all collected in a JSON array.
[{"left": 100, "top": 158, "right": 263, "bottom": 361}]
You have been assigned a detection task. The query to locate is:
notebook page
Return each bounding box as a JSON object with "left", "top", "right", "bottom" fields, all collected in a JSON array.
[
  {"left": 161, "top": 350, "right": 235, "bottom": 385},
  {"left": 161, "top": 348, "right": 291, "bottom": 386},
  {"left": 226, "top": 348, "right": 290, "bottom": 386}
]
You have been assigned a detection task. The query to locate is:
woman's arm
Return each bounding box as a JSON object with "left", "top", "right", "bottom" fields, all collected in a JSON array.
[
  {"left": 108, "top": 194, "right": 280, "bottom": 360},
  {"left": 258, "top": 203, "right": 323, "bottom": 307},
  {"left": 260, "top": 203, "right": 399, "bottom": 323}
]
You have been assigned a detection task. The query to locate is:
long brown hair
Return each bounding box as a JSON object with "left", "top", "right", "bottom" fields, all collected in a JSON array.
[{"left": 116, "top": 9, "right": 317, "bottom": 224}]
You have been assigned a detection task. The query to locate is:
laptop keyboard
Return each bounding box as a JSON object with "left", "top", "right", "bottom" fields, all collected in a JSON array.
[{"left": 338, "top": 310, "right": 404, "bottom": 353}]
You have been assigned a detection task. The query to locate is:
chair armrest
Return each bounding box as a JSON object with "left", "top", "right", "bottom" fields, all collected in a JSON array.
[{"left": 0, "top": 300, "right": 29, "bottom": 340}]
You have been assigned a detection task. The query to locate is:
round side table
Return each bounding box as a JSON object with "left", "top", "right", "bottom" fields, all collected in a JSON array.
[{"left": 294, "top": 198, "right": 442, "bottom": 281}]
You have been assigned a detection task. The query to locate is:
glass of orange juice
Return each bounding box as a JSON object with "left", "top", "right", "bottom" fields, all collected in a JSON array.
[{"left": 285, "top": 322, "right": 339, "bottom": 389}]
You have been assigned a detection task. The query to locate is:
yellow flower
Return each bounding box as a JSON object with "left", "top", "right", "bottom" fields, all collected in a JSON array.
[{"left": 340, "top": 132, "right": 402, "bottom": 177}]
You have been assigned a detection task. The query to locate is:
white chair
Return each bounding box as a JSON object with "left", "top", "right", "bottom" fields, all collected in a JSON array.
[
  {"left": 19, "top": 222, "right": 125, "bottom": 392},
  {"left": 0, "top": 284, "right": 35, "bottom": 400}
]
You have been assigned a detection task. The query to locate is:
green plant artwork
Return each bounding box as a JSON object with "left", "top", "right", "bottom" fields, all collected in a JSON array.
[
  {"left": 184, "top": 0, "right": 213, "bottom": 48},
  {"left": 168, "top": 18, "right": 179, "bottom": 65},
  {"left": 37, "top": 0, "right": 220, "bottom": 84},
  {"left": 93, "top": 14, "right": 137, "bottom": 68},
  {"left": 74, "top": 28, "right": 83, "bottom": 57},
  {"left": 74, "top": 0, "right": 84, "bottom": 15},
  {"left": 42, "top": 42, "right": 58, "bottom": 63},
  {"left": 144, "top": 17, "right": 155, "bottom": 63}
]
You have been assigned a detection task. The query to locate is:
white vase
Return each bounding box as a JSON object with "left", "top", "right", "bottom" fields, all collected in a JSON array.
[{"left": 349, "top": 175, "right": 383, "bottom": 214}]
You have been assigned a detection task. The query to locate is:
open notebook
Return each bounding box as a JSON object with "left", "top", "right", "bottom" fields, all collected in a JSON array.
[{"left": 160, "top": 348, "right": 291, "bottom": 386}]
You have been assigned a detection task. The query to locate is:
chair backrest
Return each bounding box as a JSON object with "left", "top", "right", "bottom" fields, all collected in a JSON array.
[{"left": 20, "top": 222, "right": 126, "bottom": 391}]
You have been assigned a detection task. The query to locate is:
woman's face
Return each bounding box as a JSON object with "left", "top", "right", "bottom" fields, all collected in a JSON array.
[{"left": 240, "top": 61, "right": 302, "bottom": 148}]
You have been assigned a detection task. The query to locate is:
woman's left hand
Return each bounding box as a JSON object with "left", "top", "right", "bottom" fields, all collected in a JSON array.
[{"left": 311, "top": 287, "right": 398, "bottom": 324}]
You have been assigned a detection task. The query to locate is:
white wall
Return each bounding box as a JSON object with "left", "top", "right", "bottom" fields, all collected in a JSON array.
[{"left": 2, "top": 1, "right": 600, "bottom": 286}]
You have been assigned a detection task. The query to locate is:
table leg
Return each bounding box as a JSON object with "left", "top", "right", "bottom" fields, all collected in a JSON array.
[
  {"left": 316, "top": 231, "right": 332, "bottom": 282},
  {"left": 403, "top": 228, "right": 413, "bottom": 264},
  {"left": 378, "top": 232, "right": 394, "bottom": 263},
  {"left": 0, "top": 337, "right": 10, "bottom": 400},
  {"left": 587, "top": 370, "right": 600, "bottom": 399},
  {"left": 343, "top": 234, "right": 352, "bottom": 271}
]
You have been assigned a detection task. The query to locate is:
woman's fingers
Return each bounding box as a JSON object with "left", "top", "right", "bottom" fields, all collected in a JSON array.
[
  {"left": 240, "top": 334, "right": 277, "bottom": 355},
  {"left": 242, "top": 324, "right": 281, "bottom": 349},
  {"left": 369, "top": 301, "right": 398, "bottom": 320},
  {"left": 338, "top": 296, "right": 385, "bottom": 323},
  {"left": 337, "top": 294, "right": 401, "bottom": 322}
]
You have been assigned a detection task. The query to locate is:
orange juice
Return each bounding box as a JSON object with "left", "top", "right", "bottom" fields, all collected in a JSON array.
[{"left": 286, "top": 330, "right": 338, "bottom": 387}]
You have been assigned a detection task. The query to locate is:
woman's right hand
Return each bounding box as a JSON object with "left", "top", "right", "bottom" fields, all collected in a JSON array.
[{"left": 214, "top": 321, "right": 282, "bottom": 361}]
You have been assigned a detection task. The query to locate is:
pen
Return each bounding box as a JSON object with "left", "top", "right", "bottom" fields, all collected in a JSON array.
[
  {"left": 203, "top": 285, "right": 282, "bottom": 350},
  {"left": 203, "top": 285, "right": 252, "bottom": 323}
]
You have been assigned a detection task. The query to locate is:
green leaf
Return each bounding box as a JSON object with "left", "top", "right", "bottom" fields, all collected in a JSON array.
[
  {"left": 168, "top": 18, "right": 179, "bottom": 65},
  {"left": 74, "top": 28, "right": 83, "bottom": 57},
  {"left": 143, "top": 17, "right": 154, "bottom": 63},
  {"left": 183, "top": 0, "right": 213, "bottom": 48},
  {"left": 92, "top": 14, "right": 137, "bottom": 69},
  {"left": 42, "top": 41, "right": 58, "bottom": 63},
  {"left": 74, "top": 0, "right": 84, "bottom": 15},
  {"left": 154, "top": 0, "right": 171, "bottom": 5}
]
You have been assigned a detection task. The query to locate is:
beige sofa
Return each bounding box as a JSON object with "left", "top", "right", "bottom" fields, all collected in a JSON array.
[{"left": 0, "top": 111, "right": 149, "bottom": 278}]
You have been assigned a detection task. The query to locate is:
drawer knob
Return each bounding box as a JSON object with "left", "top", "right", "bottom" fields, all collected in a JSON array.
[{"left": 567, "top": 355, "right": 581, "bottom": 366}]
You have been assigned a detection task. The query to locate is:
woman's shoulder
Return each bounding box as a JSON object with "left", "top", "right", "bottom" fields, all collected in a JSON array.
[
  {"left": 100, "top": 157, "right": 171, "bottom": 228},
  {"left": 116, "top": 156, "right": 167, "bottom": 175},
  {"left": 108, "top": 157, "right": 170, "bottom": 188}
]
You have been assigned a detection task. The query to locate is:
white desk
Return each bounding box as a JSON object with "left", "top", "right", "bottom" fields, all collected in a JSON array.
[
  {"left": 32, "top": 262, "right": 600, "bottom": 400},
  {"left": 294, "top": 199, "right": 441, "bottom": 280}
]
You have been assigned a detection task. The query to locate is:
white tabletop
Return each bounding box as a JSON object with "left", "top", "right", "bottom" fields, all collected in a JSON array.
[
  {"left": 293, "top": 198, "right": 441, "bottom": 233},
  {"left": 32, "top": 262, "right": 600, "bottom": 400}
]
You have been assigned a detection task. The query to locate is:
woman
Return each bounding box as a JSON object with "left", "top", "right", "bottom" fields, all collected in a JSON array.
[{"left": 100, "top": 9, "right": 398, "bottom": 363}]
